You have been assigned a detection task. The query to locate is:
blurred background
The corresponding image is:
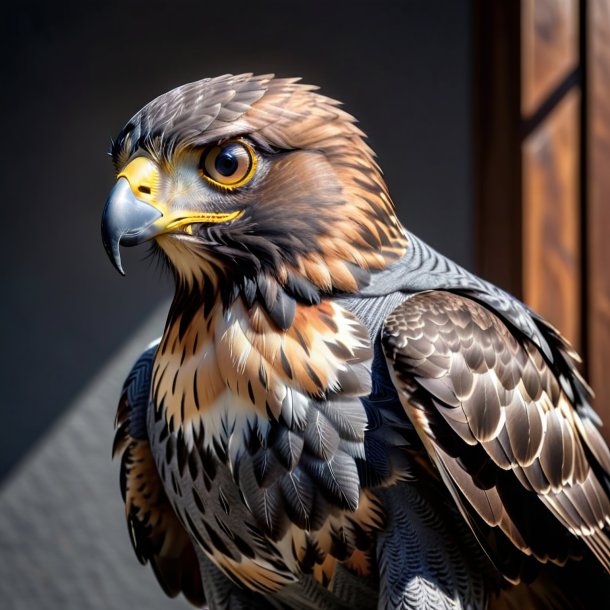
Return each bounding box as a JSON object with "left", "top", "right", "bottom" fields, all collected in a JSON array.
[{"left": 1, "top": 0, "right": 608, "bottom": 608}]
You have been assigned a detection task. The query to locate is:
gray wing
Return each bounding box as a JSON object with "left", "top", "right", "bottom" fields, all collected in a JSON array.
[
  {"left": 113, "top": 342, "right": 205, "bottom": 606},
  {"left": 382, "top": 291, "right": 610, "bottom": 582}
]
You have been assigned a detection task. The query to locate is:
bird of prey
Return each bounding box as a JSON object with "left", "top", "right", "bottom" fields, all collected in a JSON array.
[{"left": 102, "top": 74, "right": 610, "bottom": 609}]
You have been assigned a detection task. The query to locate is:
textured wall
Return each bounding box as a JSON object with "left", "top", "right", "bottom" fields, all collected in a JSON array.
[{"left": 0, "top": 306, "right": 193, "bottom": 609}]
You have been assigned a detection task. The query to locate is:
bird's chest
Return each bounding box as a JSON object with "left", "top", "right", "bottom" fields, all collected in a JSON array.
[
  {"left": 148, "top": 390, "right": 301, "bottom": 590},
  {"left": 149, "top": 296, "right": 371, "bottom": 452},
  {"left": 147, "top": 296, "right": 376, "bottom": 589}
]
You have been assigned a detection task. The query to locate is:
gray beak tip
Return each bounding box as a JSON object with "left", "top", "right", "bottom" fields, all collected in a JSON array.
[
  {"left": 114, "top": 257, "right": 126, "bottom": 277},
  {"left": 101, "top": 177, "right": 162, "bottom": 276},
  {"left": 101, "top": 228, "right": 126, "bottom": 276}
]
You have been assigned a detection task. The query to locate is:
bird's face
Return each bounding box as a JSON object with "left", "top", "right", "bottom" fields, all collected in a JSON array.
[
  {"left": 102, "top": 74, "right": 407, "bottom": 303},
  {"left": 102, "top": 142, "right": 255, "bottom": 274}
]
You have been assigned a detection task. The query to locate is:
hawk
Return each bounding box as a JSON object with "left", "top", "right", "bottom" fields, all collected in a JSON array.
[{"left": 102, "top": 74, "right": 610, "bottom": 609}]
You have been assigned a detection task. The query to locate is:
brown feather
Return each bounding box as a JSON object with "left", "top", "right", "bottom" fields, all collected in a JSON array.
[
  {"left": 114, "top": 416, "right": 204, "bottom": 606},
  {"left": 383, "top": 291, "right": 610, "bottom": 577}
]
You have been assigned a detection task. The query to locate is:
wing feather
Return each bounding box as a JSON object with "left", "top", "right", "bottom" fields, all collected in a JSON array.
[
  {"left": 382, "top": 291, "right": 610, "bottom": 577},
  {"left": 114, "top": 344, "right": 205, "bottom": 606}
]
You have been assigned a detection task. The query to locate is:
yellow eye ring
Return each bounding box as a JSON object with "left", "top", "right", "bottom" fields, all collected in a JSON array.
[{"left": 199, "top": 139, "right": 257, "bottom": 189}]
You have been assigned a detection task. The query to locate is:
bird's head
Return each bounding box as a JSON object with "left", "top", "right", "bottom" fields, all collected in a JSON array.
[{"left": 102, "top": 74, "right": 407, "bottom": 315}]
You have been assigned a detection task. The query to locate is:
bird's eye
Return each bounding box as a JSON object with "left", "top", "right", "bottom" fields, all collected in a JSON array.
[{"left": 199, "top": 140, "right": 256, "bottom": 189}]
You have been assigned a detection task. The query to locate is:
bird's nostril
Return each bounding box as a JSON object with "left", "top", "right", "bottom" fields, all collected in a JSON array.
[{"left": 138, "top": 185, "right": 151, "bottom": 194}]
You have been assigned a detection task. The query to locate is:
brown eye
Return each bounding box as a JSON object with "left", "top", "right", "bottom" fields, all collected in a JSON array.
[{"left": 200, "top": 140, "right": 256, "bottom": 188}]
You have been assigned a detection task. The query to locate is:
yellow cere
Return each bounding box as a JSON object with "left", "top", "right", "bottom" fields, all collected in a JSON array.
[{"left": 117, "top": 157, "right": 161, "bottom": 202}]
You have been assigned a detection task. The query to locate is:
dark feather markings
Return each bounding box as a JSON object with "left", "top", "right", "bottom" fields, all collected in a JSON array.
[
  {"left": 383, "top": 291, "right": 610, "bottom": 581},
  {"left": 113, "top": 346, "right": 205, "bottom": 606},
  {"left": 302, "top": 452, "right": 360, "bottom": 511},
  {"left": 304, "top": 409, "right": 341, "bottom": 461},
  {"left": 272, "top": 426, "right": 304, "bottom": 470},
  {"left": 283, "top": 272, "right": 322, "bottom": 305},
  {"left": 268, "top": 287, "right": 297, "bottom": 332},
  {"left": 314, "top": 397, "right": 368, "bottom": 442},
  {"left": 251, "top": 445, "right": 285, "bottom": 487},
  {"left": 238, "top": 457, "right": 288, "bottom": 539},
  {"left": 278, "top": 471, "right": 314, "bottom": 529}
]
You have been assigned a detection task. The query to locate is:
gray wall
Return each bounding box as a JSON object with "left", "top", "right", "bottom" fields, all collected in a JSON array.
[{"left": 0, "top": 0, "right": 472, "bottom": 478}]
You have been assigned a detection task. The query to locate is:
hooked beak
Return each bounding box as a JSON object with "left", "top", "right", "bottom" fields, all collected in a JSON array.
[
  {"left": 101, "top": 177, "right": 162, "bottom": 275},
  {"left": 101, "top": 156, "right": 244, "bottom": 275}
]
